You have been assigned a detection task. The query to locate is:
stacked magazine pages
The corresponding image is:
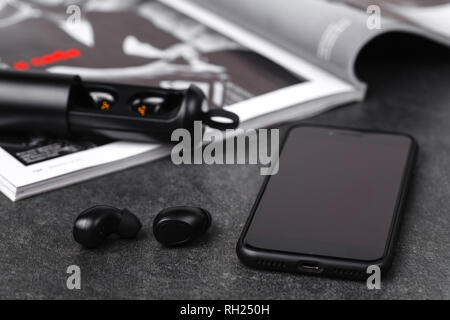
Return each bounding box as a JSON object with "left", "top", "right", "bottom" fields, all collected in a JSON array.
[{"left": 0, "top": 0, "right": 449, "bottom": 200}]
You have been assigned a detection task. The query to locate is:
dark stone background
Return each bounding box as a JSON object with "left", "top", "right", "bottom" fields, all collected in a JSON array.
[{"left": 0, "top": 34, "right": 448, "bottom": 299}]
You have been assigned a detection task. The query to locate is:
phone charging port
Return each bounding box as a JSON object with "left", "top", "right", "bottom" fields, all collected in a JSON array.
[{"left": 299, "top": 262, "right": 323, "bottom": 274}]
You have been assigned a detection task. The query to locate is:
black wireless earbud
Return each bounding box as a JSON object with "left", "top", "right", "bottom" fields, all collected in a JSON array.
[
  {"left": 153, "top": 206, "right": 212, "bottom": 247},
  {"left": 73, "top": 205, "right": 142, "bottom": 248}
]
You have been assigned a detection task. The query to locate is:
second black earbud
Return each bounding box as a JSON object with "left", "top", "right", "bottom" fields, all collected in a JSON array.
[
  {"left": 73, "top": 205, "right": 142, "bottom": 248},
  {"left": 153, "top": 206, "right": 212, "bottom": 247}
]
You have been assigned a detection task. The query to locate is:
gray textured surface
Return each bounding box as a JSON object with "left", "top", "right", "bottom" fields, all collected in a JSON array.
[{"left": 0, "top": 35, "right": 449, "bottom": 299}]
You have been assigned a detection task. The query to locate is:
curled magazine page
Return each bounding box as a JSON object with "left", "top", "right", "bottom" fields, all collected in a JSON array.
[
  {"left": 186, "top": 0, "right": 450, "bottom": 87},
  {"left": 184, "top": 0, "right": 373, "bottom": 86},
  {"left": 341, "top": 0, "right": 450, "bottom": 39}
]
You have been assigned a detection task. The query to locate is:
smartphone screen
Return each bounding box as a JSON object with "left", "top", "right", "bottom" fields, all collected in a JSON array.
[{"left": 243, "top": 126, "right": 414, "bottom": 261}]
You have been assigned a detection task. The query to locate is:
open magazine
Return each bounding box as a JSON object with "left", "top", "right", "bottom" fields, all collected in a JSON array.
[{"left": 0, "top": 0, "right": 449, "bottom": 201}]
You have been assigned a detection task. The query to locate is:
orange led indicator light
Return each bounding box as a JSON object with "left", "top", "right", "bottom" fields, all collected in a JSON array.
[
  {"left": 101, "top": 101, "right": 110, "bottom": 110},
  {"left": 138, "top": 105, "right": 147, "bottom": 116}
]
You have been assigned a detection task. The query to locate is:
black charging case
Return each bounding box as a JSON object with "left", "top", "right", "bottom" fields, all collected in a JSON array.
[{"left": 0, "top": 70, "right": 239, "bottom": 142}]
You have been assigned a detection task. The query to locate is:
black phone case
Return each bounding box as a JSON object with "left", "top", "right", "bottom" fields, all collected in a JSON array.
[{"left": 236, "top": 124, "right": 418, "bottom": 280}]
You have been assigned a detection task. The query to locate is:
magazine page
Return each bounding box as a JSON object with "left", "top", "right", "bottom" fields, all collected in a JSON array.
[
  {"left": 184, "top": 0, "right": 450, "bottom": 87},
  {"left": 0, "top": 0, "right": 357, "bottom": 200},
  {"left": 181, "top": 0, "right": 375, "bottom": 86},
  {"left": 341, "top": 0, "right": 450, "bottom": 38}
]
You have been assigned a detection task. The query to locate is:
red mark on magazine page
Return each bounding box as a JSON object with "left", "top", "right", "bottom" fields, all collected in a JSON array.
[{"left": 14, "top": 48, "right": 81, "bottom": 70}]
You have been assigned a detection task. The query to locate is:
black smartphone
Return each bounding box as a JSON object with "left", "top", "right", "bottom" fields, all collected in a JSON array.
[{"left": 237, "top": 124, "right": 417, "bottom": 280}]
